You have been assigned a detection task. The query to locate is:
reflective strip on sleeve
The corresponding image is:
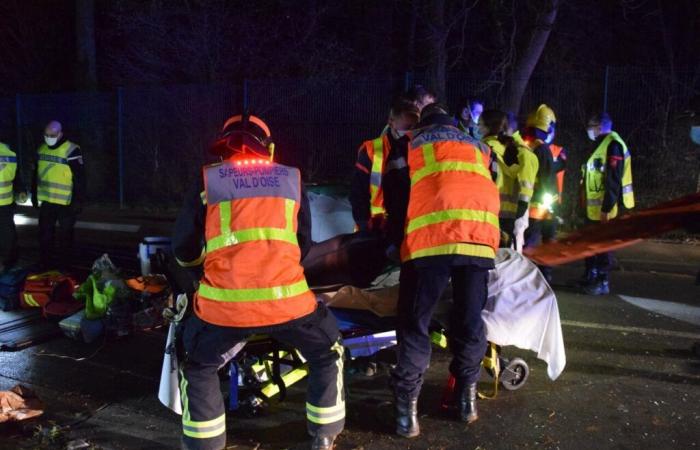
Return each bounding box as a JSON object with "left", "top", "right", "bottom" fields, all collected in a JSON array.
[
  {"left": 385, "top": 157, "right": 407, "bottom": 172},
  {"left": 622, "top": 184, "right": 633, "bottom": 194}
]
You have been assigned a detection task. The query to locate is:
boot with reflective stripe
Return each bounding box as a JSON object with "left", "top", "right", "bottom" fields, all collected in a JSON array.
[
  {"left": 395, "top": 394, "right": 420, "bottom": 438},
  {"left": 311, "top": 434, "right": 336, "bottom": 450},
  {"left": 456, "top": 381, "right": 478, "bottom": 423}
]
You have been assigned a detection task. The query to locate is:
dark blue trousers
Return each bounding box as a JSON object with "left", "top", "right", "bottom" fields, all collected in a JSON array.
[{"left": 391, "top": 259, "right": 489, "bottom": 398}]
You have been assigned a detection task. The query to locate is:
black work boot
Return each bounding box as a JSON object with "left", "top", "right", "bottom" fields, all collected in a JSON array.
[
  {"left": 456, "top": 381, "right": 478, "bottom": 423},
  {"left": 310, "top": 434, "right": 336, "bottom": 450},
  {"left": 395, "top": 394, "right": 420, "bottom": 438}
]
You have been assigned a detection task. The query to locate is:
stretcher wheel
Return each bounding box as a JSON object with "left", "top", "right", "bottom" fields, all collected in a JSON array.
[{"left": 500, "top": 358, "right": 529, "bottom": 391}]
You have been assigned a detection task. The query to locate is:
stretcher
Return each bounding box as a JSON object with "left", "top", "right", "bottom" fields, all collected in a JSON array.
[{"left": 158, "top": 234, "right": 566, "bottom": 416}]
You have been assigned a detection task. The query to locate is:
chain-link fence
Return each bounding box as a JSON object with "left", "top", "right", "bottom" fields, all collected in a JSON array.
[{"left": 4, "top": 67, "right": 699, "bottom": 210}]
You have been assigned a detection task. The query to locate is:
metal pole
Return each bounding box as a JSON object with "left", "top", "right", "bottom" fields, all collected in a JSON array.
[
  {"left": 603, "top": 65, "right": 610, "bottom": 112},
  {"left": 117, "top": 87, "right": 124, "bottom": 208}
]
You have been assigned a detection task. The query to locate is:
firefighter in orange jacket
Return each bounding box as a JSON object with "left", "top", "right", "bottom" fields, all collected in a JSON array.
[
  {"left": 385, "top": 103, "right": 500, "bottom": 437},
  {"left": 172, "top": 114, "right": 344, "bottom": 450},
  {"left": 350, "top": 98, "right": 419, "bottom": 234}
]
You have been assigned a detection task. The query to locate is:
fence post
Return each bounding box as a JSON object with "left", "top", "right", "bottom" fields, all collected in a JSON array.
[
  {"left": 15, "top": 94, "right": 22, "bottom": 174},
  {"left": 603, "top": 65, "right": 610, "bottom": 112},
  {"left": 117, "top": 87, "right": 124, "bottom": 209}
]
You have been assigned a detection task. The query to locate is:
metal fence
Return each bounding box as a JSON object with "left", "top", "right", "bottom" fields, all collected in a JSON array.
[{"left": 3, "top": 68, "right": 698, "bottom": 210}]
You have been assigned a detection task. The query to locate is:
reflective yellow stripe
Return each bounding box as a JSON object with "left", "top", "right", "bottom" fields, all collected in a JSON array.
[
  {"left": 23, "top": 294, "right": 40, "bottom": 307},
  {"left": 206, "top": 228, "right": 298, "bottom": 252},
  {"left": 411, "top": 161, "right": 492, "bottom": 186},
  {"left": 306, "top": 402, "right": 346, "bottom": 425},
  {"left": 206, "top": 199, "right": 298, "bottom": 252},
  {"left": 176, "top": 247, "right": 206, "bottom": 267},
  {"left": 369, "top": 138, "right": 386, "bottom": 216},
  {"left": 260, "top": 365, "right": 310, "bottom": 398},
  {"left": 430, "top": 330, "right": 448, "bottom": 348},
  {"left": 406, "top": 209, "right": 499, "bottom": 234},
  {"left": 198, "top": 279, "right": 310, "bottom": 302},
  {"left": 422, "top": 143, "right": 436, "bottom": 165},
  {"left": 183, "top": 413, "right": 226, "bottom": 429},
  {"left": 407, "top": 243, "right": 495, "bottom": 260},
  {"left": 284, "top": 198, "right": 295, "bottom": 231}
]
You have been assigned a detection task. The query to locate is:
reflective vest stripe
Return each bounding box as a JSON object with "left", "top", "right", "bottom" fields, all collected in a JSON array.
[
  {"left": 410, "top": 143, "right": 492, "bottom": 186},
  {"left": 407, "top": 243, "right": 495, "bottom": 260},
  {"left": 39, "top": 181, "right": 72, "bottom": 190},
  {"left": 406, "top": 209, "right": 499, "bottom": 234},
  {"left": 369, "top": 138, "right": 386, "bottom": 216},
  {"left": 0, "top": 191, "right": 12, "bottom": 200},
  {"left": 38, "top": 154, "right": 68, "bottom": 164},
  {"left": 622, "top": 184, "right": 633, "bottom": 194},
  {"left": 36, "top": 190, "right": 72, "bottom": 202},
  {"left": 207, "top": 199, "right": 297, "bottom": 252},
  {"left": 0, "top": 180, "right": 12, "bottom": 187},
  {"left": 198, "top": 278, "right": 311, "bottom": 302},
  {"left": 0, "top": 156, "right": 17, "bottom": 163}
]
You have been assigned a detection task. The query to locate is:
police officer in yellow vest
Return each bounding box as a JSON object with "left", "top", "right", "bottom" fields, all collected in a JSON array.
[
  {"left": 581, "top": 112, "right": 634, "bottom": 295},
  {"left": 31, "top": 121, "right": 85, "bottom": 269},
  {"left": 0, "top": 142, "right": 26, "bottom": 272}
]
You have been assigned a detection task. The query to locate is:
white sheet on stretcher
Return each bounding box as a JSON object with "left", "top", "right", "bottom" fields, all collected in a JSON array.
[{"left": 484, "top": 249, "right": 566, "bottom": 380}]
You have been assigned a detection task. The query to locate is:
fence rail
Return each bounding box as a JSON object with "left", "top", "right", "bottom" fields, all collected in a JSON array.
[{"left": 4, "top": 68, "right": 698, "bottom": 210}]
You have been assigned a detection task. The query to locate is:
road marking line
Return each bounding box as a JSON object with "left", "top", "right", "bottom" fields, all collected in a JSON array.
[
  {"left": 561, "top": 320, "right": 700, "bottom": 340},
  {"left": 619, "top": 295, "right": 700, "bottom": 327}
]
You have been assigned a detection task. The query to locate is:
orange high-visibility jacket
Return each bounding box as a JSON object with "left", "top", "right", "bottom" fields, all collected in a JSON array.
[
  {"left": 195, "top": 160, "right": 317, "bottom": 327},
  {"left": 400, "top": 124, "right": 500, "bottom": 262},
  {"left": 359, "top": 134, "right": 391, "bottom": 218}
]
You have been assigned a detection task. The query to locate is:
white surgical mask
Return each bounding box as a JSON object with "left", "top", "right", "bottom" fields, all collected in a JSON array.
[
  {"left": 44, "top": 136, "right": 58, "bottom": 146},
  {"left": 690, "top": 126, "right": 700, "bottom": 145},
  {"left": 586, "top": 129, "right": 597, "bottom": 141}
]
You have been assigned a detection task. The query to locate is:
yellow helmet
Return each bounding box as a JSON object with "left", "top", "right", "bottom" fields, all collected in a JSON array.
[{"left": 526, "top": 104, "right": 556, "bottom": 133}]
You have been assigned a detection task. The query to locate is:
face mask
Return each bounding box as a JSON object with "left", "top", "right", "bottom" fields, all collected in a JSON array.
[
  {"left": 392, "top": 128, "right": 408, "bottom": 139},
  {"left": 44, "top": 136, "right": 58, "bottom": 146},
  {"left": 586, "top": 128, "right": 597, "bottom": 141},
  {"left": 691, "top": 126, "right": 700, "bottom": 145}
]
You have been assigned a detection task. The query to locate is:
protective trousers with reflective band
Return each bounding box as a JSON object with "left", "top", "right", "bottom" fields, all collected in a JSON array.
[
  {"left": 583, "top": 131, "right": 634, "bottom": 221},
  {"left": 179, "top": 306, "right": 345, "bottom": 450},
  {"left": 401, "top": 126, "right": 500, "bottom": 262},
  {"left": 0, "top": 144, "right": 17, "bottom": 206},
  {"left": 366, "top": 136, "right": 389, "bottom": 217},
  {"left": 197, "top": 161, "right": 316, "bottom": 327},
  {"left": 37, "top": 141, "right": 76, "bottom": 206},
  {"left": 391, "top": 259, "right": 490, "bottom": 397}
]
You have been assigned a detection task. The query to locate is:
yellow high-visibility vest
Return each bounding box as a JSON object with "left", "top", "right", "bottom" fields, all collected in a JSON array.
[
  {"left": 0, "top": 143, "right": 17, "bottom": 206},
  {"left": 37, "top": 141, "right": 78, "bottom": 206},
  {"left": 583, "top": 131, "right": 634, "bottom": 220}
]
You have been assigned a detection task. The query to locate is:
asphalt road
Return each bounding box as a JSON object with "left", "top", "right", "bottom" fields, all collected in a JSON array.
[{"left": 1, "top": 210, "right": 698, "bottom": 450}]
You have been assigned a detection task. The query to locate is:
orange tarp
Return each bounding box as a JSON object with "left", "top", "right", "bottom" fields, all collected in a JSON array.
[{"left": 525, "top": 193, "right": 700, "bottom": 266}]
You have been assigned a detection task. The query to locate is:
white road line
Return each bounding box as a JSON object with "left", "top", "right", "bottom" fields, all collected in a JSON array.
[
  {"left": 13, "top": 214, "right": 140, "bottom": 233},
  {"left": 561, "top": 320, "right": 700, "bottom": 340},
  {"left": 619, "top": 295, "right": 700, "bottom": 327}
]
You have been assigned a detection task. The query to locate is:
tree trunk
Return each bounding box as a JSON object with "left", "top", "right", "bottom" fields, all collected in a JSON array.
[
  {"left": 75, "top": 0, "right": 97, "bottom": 90},
  {"left": 503, "top": 0, "right": 559, "bottom": 114}
]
